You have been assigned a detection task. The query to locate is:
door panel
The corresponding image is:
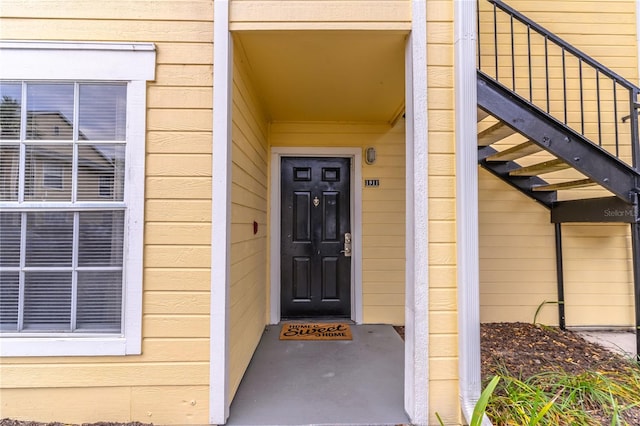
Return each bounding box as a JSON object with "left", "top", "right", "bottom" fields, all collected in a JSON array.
[{"left": 281, "top": 157, "right": 351, "bottom": 318}]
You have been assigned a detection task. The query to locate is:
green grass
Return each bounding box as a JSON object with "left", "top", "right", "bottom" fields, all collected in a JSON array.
[{"left": 485, "top": 365, "right": 640, "bottom": 425}]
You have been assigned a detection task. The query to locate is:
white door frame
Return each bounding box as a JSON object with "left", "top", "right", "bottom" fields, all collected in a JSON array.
[{"left": 269, "top": 147, "right": 363, "bottom": 324}]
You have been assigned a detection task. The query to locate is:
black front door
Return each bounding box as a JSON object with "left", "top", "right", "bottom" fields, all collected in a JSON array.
[{"left": 280, "top": 157, "right": 351, "bottom": 318}]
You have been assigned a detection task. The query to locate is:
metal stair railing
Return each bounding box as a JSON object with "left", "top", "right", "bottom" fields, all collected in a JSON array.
[{"left": 477, "top": 0, "right": 640, "bottom": 171}]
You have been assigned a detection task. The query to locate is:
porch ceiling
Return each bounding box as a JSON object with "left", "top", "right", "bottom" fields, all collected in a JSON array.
[{"left": 234, "top": 30, "right": 407, "bottom": 123}]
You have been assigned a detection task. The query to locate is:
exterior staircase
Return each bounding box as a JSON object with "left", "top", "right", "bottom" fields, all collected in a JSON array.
[{"left": 477, "top": 0, "right": 640, "bottom": 360}]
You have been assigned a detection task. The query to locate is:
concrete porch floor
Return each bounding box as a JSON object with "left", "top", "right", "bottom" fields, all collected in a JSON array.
[{"left": 225, "top": 324, "right": 409, "bottom": 426}]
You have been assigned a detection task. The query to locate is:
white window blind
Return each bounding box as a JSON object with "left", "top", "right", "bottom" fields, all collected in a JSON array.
[{"left": 0, "top": 81, "right": 127, "bottom": 334}]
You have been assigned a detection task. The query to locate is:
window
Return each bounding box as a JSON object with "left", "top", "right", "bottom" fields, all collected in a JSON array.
[
  {"left": 42, "top": 163, "right": 64, "bottom": 190},
  {"left": 0, "top": 41, "right": 155, "bottom": 356}
]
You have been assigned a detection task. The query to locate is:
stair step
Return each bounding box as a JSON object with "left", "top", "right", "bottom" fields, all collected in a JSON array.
[
  {"left": 477, "top": 108, "right": 490, "bottom": 122},
  {"left": 485, "top": 141, "right": 543, "bottom": 162},
  {"left": 478, "top": 122, "right": 516, "bottom": 146},
  {"left": 532, "top": 178, "right": 596, "bottom": 191},
  {"left": 509, "top": 159, "right": 570, "bottom": 176}
]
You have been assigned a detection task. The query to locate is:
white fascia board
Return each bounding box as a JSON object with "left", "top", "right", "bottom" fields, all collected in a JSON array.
[{"left": 0, "top": 41, "right": 156, "bottom": 81}]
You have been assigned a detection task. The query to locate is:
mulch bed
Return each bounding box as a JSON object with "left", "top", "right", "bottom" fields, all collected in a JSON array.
[
  {"left": 482, "top": 322, "right": 640, "bottom": 425},
  {"left": 481, "top": 322, "right": 636, "bottom": 377}
]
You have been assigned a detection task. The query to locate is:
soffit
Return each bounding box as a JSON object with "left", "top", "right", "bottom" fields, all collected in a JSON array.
[{"left": 234, "top": 31, "right": 407, "bottom": 123}]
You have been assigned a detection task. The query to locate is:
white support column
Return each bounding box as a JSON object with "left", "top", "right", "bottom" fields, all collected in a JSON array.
[
  {"left": 454, "top": 0, "right": 484, "bottom": 423},
  {"left": 210, "top": 0, "right": 232, "bottom": 423},
  {"left": 405, "top": 1, "right": 429, "bottom": 424}
]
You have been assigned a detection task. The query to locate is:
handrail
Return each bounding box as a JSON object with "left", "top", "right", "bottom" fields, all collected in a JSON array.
[
  {"left": 486, "top": 0, "right": 639, "bottom": 92},
  {"left": 478, "top": 0, "right": 640, "bottom": 171}
]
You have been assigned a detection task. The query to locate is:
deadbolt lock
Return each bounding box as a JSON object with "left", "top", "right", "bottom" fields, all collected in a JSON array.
[{"left": 341, "top": 232, "right": 352, "bottom": 257}]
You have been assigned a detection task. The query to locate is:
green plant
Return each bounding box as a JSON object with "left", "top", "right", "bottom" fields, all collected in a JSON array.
[
  {"left": 486, "top": 367, "right": 640, "bottom": 425},
  {"left": 532, "top": 300, "right": 563, "bottom": 325},
  {"left": 435, "top": 375, "right": 500, "bottom": 426}
]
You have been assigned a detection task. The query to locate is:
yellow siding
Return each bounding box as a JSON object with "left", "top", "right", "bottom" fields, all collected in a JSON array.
[
  {"left": 0, "top": 1, "right": 213, "bottom": 424},
  {"left": 425, "top": 1, "right": 460, "bottom": 424},
  {"left": 229, "top": 0, "right": 411, "bottom": 31},
  {"left": 479, "top": 169, "right": 559, "bottom": 324},
  {"left": 228, "top": 40, "right": 270, "bottom": 399},
  {"left": 478, "top": 0, "right": 638, "bottom": 328},
  {"left": 270, "top": 121, "right": 407, "bottom": 325}
]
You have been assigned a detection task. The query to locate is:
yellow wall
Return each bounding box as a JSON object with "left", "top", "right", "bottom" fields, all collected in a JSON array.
[
  {"left": 0, "top": 1, "right": 213, "bottom": 424},
  {"left": 423, "top": 1, "right": 461, "bottom": 424},
  {"left": 270, "top": 121, "right": 407, "bottom": 325},
  {"left": 228, "top": 40, "right": 270, "bottom": 399},
  {"left": 477, "top": 0, "right": 637, "bottom": 328}
]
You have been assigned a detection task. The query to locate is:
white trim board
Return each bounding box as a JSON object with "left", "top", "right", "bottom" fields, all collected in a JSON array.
[
  {"left": 210, "top": 0, "right": 232, "bottom": 424},
  {"left": 405, "top": 2, "right": 430, "bottom": 424},
  {"left": 269, "top": 147, "right": 363, "bottom": 325},
  {"left": 0, "top": 41, "right": 155, "bottom": 81}
]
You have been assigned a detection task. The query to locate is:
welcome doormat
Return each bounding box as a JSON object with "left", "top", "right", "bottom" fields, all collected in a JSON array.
[{"left": 279, "top": 323, "right": 352, "bottom": 340}]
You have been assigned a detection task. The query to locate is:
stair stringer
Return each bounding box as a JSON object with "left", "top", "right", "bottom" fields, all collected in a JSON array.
[{"left": 477, "top": 71, "right": 640, "bottom": 207}]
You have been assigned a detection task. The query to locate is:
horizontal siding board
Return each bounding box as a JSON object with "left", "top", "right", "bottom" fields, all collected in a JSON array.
[
  {"left": 156, "top": 42, "right": 213, "bottom": 65},
  {"left": 144, "top": 269, "right": 211, "bottom": 291},
  {"left": 0, "top": 387, "right": 131, "bottom": 424},
  {"left": 1, "top": 363, "right": 209, "bottom": 388},
  {"left": 0, "top": 19, "right": 212, "bottom": 42},
  {"left": 144, "top": 291, "right": 210, "bottom": 315},
  {"left": 145, "top": 223, "right": 211, "bottom": 245},
  {"left": 131, "top": 386, "right": 209, "bottom": 424},
  {"left": 230, "top": 1, "right": 411, "bottom": 23},
  {"left": 148, "top": 109, "right": 213, "bottom": 132},
  {"left": 144, "top": 315, "right": 209, "bottom": 338},
  {"left": 362, "top": 306, "right": 404, "bottom": 324},
  {"left": 0, "top": 1, "right": 213, "bottom": 20},
  {"left": 146, "top": 177, "right": 212, "bottom": 200},
  {"left": 147, "top": 132, "right": 212, "bottom": 154},
  {"left": 154, "top": 65, "right": 213, "bottom": 87},
  {"left": 429, "top": 357, "right": 458, "bottom": 381},
  {"left": 147, "top": 154, "right": 211, "bottom": 177},
  {"left": 148, "top": 86, "right": 213, "bottom": 109},
  {"left": 146, "top": 200, "right": 211, "bottom": 221},
  {"left": 145, "top": 246, "right": 211, "bottom": 268}
]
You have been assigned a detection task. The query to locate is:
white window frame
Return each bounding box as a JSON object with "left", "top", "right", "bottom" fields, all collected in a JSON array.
[
  {"left": 0, "top": 41, "right": 155, "bottom": 356},
  {"left": 42, "top": 162, "right": 64, "bottom": 190}
]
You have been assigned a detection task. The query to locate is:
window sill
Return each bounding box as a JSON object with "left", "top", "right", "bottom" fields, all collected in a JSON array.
[{"left": 0, "top": 336, "right": 140, "bottom": 357}]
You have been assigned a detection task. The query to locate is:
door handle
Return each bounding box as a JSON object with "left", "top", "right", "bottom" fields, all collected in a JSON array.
[{"left": 341, "top": 232, "right": 352, "bottom": 257}]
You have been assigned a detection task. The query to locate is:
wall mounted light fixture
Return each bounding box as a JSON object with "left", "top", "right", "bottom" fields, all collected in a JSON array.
[{"left": 365, "top": 147, "right": 376, "bottom": 165}]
